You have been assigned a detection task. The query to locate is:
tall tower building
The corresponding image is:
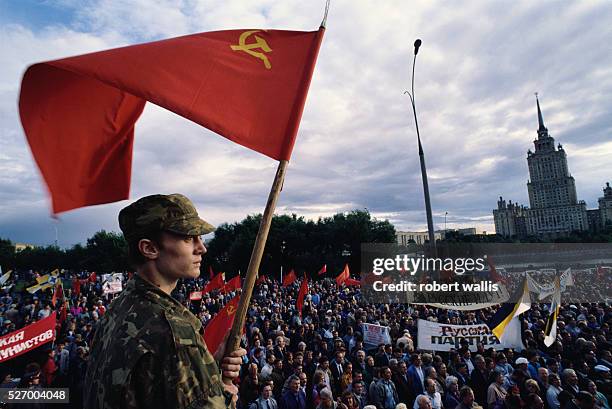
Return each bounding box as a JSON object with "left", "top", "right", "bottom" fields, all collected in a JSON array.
[
  {"left": 599, "top": 182, "right": 612, "bottom": 228},
  {"left": 523, "top": 96, "right": 588, "bottom": 235},
  {"left": 493, "top": 95, "right": 591, "bottom": 237}
]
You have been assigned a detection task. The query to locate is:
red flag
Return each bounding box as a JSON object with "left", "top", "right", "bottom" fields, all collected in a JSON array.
[
  {"left": 189, "top": 291, "right": 203, "bottom": 301},
  {"left": 20, "top": 28, "right": 325, "bottom": 213},
  {"left": 72, "top": 278, "right": 81, "bottom": 296},
  {"left": 204, "top": 295, "right": 240, "bottom": 357},
  {"left": 209, "top": 266, "right": 215, "bottom": 280},
  {"left": 296, "top": 276, "right": 308, "bottom": 317},
  {"left": 487, "top": 256, "right": 507, "bottom": 284},
  {"left": 88, "top": 272, "right": 97, "bottom": 283},
  {"left": 317, "top": 264, "right": 327, "bottom": 276},
  {"left": 336, "top": 264, "right": 350, "bottom": 287},
  {"left": 282, "top": 269, "right": 297, "bottom": 287},
  {"left": 222, "top": 276, "right": 241, "bottom": 293},
  {"left": 345, "top": 278, "right": 361, "bottom": 287},
  {"left": 51, "top": 281, "right": 63, "bottom": 307},
  {"left": 203, "top": 272, "right": 225, "bottom": 294},
  {"left": 256, "top": 274, "right": 266, "bottom": 285},
  {"left": 59, "top": 302, "right": 68, "bottom": 325}
]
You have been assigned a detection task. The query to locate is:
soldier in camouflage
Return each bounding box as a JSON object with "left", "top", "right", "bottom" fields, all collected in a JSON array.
[{"left": 84, "top": 194, "right": 246, "bottom": 409}]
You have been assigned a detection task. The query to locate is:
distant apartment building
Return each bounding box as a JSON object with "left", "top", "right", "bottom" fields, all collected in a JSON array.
[
  {"left": 14, "top": 242, "right": 37, "bottom": 251},
  {"left": 396, "top": 230, "right": 443, "bottom": 245},
  {"left": 493, "top": 96, "right": 609, "bottom": 237}
]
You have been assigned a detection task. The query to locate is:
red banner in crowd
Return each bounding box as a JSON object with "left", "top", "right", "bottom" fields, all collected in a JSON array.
[{"left": 0, "top": 312, "right": 56, "bottom": 363}]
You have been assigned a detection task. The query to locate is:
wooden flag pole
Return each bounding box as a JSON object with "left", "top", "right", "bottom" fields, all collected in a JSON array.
[{"left": 223, "top": 159, "right": 288, "bottom": 381}]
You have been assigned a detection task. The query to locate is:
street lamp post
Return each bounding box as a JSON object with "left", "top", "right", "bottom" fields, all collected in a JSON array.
[
  {"left": 444, "top": 211, "right": 448, "bottom": 239},
  {"left": 280, "top": 240, "right": 286, "bottom": 283},
  {"left": 405, "top": 39, "right": 437, "bottom": 256}
]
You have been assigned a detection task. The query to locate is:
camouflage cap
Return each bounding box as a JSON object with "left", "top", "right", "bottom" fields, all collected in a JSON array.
[{"left": 118, "top": 194, "right": 214, "bottom": 241}]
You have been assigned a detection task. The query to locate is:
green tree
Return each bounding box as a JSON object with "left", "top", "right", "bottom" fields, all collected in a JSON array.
[{"left": 0, "top": 237, "right": 15, "bottom": 270}]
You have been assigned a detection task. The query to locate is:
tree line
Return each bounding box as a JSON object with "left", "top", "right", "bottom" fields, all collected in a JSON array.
[{"left": 0, "top": 210, "right": 396, "bottom": 277}]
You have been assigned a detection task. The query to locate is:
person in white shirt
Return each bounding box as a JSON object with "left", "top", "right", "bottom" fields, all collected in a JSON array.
[
  {"left": 261, "top": 353, "right": 276, "bottom": 380},
  {"left": 414, "top": 379, "right": 443, "bottom": 409},
  {"left": 250, "top": 384, "right": 278, "bottom": 409}
]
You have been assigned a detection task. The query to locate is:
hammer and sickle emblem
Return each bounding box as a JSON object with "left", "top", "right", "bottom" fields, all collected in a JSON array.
[
  {"left": 230, "top": 30, "right": 272, "bottom": 69},
  {"left": 227, "top": 305, "right": 236, "bottom": 315}
]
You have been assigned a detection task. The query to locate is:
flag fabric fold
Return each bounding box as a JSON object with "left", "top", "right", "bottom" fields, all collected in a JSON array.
[
  {"left": 317, "top": 264, "right": 327, "bottom": 276},
  {"left": 222, "top": 276, "right": 241, "bottom": 293},
  {"left": 296, "top": 276, "right": 308, "bottom": 317},
  {"left": 489, "top": 277, "right": 531, "bottom": 340},
  {"left": 0, "top": 269, "right": 12, "bottom": 286},
  {"left": 203, "top": 295, "right": 240, "bottom": 357},
  {"left": 27, "top": 270, "right": 60, "bottom": 294},
  {"left": 203, "top": 272, "right": 225, "bottom": 294},
  {"left": 345, "top": 278, "right": 361, "bottom": 287},
  {"left": 544, "top": 277, "right": 561, "bottom": 347},
  {"left": 282, "top": 269, "right": 297, "bottom": 287},
  {"left": 51, "top": 279, "right": 64, "bottom": 307},
  {"left": 20, "top": 28, "right": 325, "bottom": 213},
  {"left": 335, "top": 264, "right": 350, "bottom": 287}
]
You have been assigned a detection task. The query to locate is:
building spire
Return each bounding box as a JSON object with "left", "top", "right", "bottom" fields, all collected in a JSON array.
[{"left": 535, "top": 92, "right": 547, "bottom": 133}]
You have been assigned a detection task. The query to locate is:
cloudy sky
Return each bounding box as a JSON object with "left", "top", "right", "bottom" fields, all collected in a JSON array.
[{"left": 1, "top": 0, "right": 611, "bottom": 247}]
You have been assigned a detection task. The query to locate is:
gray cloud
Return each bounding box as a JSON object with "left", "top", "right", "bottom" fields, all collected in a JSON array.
[{"left": 1, "top": 0, "right": 611, "bottom": 247}]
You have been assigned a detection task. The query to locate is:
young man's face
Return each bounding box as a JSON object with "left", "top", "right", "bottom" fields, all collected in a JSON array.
[{"left": 154, "top": 232, "right": 205, "bottom": 280}]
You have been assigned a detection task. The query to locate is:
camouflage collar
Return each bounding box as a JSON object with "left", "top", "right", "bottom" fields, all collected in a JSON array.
[{"left": 128, "top": 274, "right": 202, "bottom": 331}]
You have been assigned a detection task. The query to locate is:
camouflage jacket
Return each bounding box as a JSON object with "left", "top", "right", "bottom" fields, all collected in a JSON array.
[{"left": 84, "top": 274, "right": 232, "bottom": 409}]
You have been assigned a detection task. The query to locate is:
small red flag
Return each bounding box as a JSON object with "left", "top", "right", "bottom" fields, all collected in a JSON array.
[
  {"left": 20, "top": 28, "right": 325, "bottom": 213},
  {"left": 317, "top": 264, "right": 327, "bottom": 276},
  {"left": 487, "top": 256, "right": 507, "bottom": 284},
  {"left": 335, "top": 264, "right": 350, "bottom": 287},
  {"left": 72, "top": 278, "right": 81, "bottom": 296},
  {"left": 296, "top": 276, "right": 308, "bottom": 317},
  {"left": 88, "top": 272, "right": 97, "bottom": 283},
  {"left": 203, "top": 272, "right": 225, "bottom": 294},
  {"left": 282, "top": 269, "right": 297, "bottom": 287},
  {"left": 204, "top": 295, "right": 240, "bottom": 357},
  {"left": 51, "top": 281, "right": 63, "bottom": 307},
  {"left": 345, "top": 278, "right": 361, "bottom": 287},
  {"left": 222, "top": 276, "right": 241, "bottom": 293},
  {"left": 256, "top": 274, "right": 266, "bottom": 285}
]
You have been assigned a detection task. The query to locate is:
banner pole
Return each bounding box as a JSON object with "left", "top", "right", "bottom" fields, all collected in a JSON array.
[{"left": 223, "top": 159, "right": 288, "bottom": 380}]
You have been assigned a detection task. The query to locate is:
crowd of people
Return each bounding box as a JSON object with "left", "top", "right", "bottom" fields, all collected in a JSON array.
[{"left": 0, "top": 267, "right": 611, "bottom": 409}]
